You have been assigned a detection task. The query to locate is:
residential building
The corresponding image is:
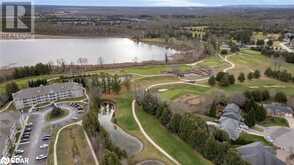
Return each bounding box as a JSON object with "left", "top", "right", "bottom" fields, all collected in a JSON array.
[
  {"left": 238, "top": 142, "right": 285, "bottom": 165},
  {"left": 13, "top": 82, "right": 84, "bottom": 110},
  {"left": 264, "top": 103, "right": 293, "bottom": 117},
  {"left": 219, "top": 103, "right": 242, "bottom": 140}
]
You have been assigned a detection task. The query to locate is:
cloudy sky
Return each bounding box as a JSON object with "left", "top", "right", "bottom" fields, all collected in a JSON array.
[{"left": 31, "top": 0, "right": 294, "bottom": 6}]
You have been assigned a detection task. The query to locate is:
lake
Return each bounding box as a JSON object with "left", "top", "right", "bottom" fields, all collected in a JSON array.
[{"left": 0, "top": 38, "right": 176, "bottom": 67}]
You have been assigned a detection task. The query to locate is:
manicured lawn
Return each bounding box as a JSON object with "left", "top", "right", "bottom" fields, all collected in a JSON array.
[
  {"left": 153, "top": 84, "right": 210, "bottom": 101},
  {"left": 197, "top": 55, "right": 229, "bottom": 71},
  {"left": 116, "top": 93, "right": 139, "bottom": 131},
  {"left": 259, "top": 116, "right": 289, "bottom": 127},
  {"left": 57, "top": 125, "right": 96, "bottom": 165},
  {"left": 232, "top": 133, "right": 273, "bottom": 147},
  {"left": 0, "top": 74, "right": 59, "bottom": 93},
  {"left": 228, "top": 49, "right": 294, "bottom": 76},
  {"left": 46, "top": 109, "right": 69, "bottom": 122},
  {"left": 115, "top": 93, "right": 173, "bottom": 164},
  {"left": 136, "top": 106, "right": 212, "bottom": 165},
  {"left": 88, "top": 64, "right": 191, "bottom": 76},
  {"left": 134, "top": 76, "right": 179, "bottom": 88}
]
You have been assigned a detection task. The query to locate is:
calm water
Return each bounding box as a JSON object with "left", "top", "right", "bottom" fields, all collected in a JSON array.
[{"left": 0, "top": 38, "right": 176, "bottom": 67}]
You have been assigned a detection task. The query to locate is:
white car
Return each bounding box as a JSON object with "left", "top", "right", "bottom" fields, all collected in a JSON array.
[
  {"left": 72, "top": 116, "right": 79, "bottom": 120},
  {"left": 40, "top": 144, "right": 49, "bottom": 149},
  {"left": 36, "top": 154, "right": 47, "bottom": 160},
  {"left": 15, "top": 150, "right": 24, "bottom": 154}
]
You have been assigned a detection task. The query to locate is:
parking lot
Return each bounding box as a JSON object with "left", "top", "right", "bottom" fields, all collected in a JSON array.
[{"left": 13, "top": 102, "right": 87, "bottom": 165}]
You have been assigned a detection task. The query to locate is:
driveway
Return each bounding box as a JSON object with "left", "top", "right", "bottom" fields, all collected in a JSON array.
[{"left": 15, "top": 102, "right": 86, "bottom": 165}]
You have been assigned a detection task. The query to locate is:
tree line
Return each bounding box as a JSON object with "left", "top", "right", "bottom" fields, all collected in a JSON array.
[
  {"left": 209, "top": 70, "right": 261, "bottom": 87},
  {"left": 265, "top": 67, "right": 294, "bottom": 83},
  {"left": 136, "top": 91, "right": 249, "bottom": 165},
  {"left": 28, "top": 79, "right": 48, "bottom": 88},
  {"left": 14, "top": 63, "right": 52, "bottom": 79},
  {"left": 208, "top": 72, "right": 235, "bottom": 87},
  {"left": 252, "top": 47, "right": 294, "bottom": 64},
  {"left": 83, "top": 81, "right": 126, "bottom": 165}
]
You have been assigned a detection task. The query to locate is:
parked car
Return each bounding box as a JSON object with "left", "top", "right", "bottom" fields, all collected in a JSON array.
[
  {"left": 72, "top": 116, "right": 79, "bottom": 120},
  {"left": 24, "top": 128, "right": 32, "bottom": 132},
  {"left": 36, "top": 154, "right": 47, "bottom": 160},
  {"left": 20, "top": 140, "right": 30, "bottom": 143},
  {"left": 15, "top": 150, "right": 24, "bottom": 155},
  {"left": 22, "top": 135, "right": 30, "bottom": 139},
  {"left": 41, "top": 137, "right": 50, "bottom": 141},
  {"left": 40, "top": 144, "right": 49, "bottom": 149}
]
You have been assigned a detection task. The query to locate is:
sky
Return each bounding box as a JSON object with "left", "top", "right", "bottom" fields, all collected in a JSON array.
[{"left": 8, "top": 0, "right": 294, "bottom": 7}]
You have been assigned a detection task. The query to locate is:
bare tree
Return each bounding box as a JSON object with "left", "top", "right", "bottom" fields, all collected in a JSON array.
[
  {"left": 98, "top": 56, "right": 104, "bottom": 68},
  {"left": 56, "top": 58, "right": 66, "bottom": 72}
]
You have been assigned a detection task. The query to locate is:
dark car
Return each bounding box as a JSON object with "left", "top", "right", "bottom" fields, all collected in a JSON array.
[{"left": 42, "top": 137, "right": 50, "bottom": 141}]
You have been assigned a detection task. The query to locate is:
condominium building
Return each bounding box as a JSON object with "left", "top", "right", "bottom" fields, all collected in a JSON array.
[{"left": 13, "top": 82, "right": 84, "bottom": 110}]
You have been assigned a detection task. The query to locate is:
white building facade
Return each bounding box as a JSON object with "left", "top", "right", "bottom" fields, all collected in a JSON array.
[{"left": 13, "top": 82, "right": 84, "bottom": 110}]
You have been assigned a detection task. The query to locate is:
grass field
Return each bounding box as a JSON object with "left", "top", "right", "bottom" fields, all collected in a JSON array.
[
  {"left": 232, "top": 133, "right": 273, "bottom": 147},
  {"left": 46, "top": 109, "right": 69, "bottom": 122},
  {"left": 0, "top": 74, "right": 59, "bottom": 93},
  {"left": 134, "top": 76, "right": 180, "bottom": 89},
  {"left": 57, "top": 125, "right": 96, "bottom": 165},
  {"left": 115, "top": 93, "right": 174, "bottom": 164},
  {"left": 228, "top": 49, "right": 294, "bottom": 76},
  {"left": 259, "top": 116, "right": 289, "bottom": 127},
  {"left": 153, "top": 84, "right": 210, "bottom": 101},
  {"left": 195, "top": 55, "right": 229, "bottom": 72},
  {"left": 136, "top": 106, "right": 212, "bottom": 165}
]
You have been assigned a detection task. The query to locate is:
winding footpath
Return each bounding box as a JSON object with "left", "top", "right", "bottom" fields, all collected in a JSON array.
[
  {"left": 132, "top": 100, "right": 181, "bottom": 165},
  {"left": 131, "top": 54, "right": 236, "bottom": 165}
]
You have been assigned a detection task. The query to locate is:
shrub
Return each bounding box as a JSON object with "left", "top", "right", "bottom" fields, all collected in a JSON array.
[
  {"left": 274, "top": 92, "right": 288, "bottom": 104},
  {"left": 208, "top": 76, "right": 216, "bottom": 86},
  {"left": 238, "top": 72, "right": 245, "bottom": 82}
]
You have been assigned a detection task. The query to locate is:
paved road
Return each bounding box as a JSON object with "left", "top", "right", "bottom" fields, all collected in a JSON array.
[
  {"left": 14, "top": 102, "right": 86, "bottom": 165},
  {"left": 53, "top": 89, "right": 99, "bottom": 165}
]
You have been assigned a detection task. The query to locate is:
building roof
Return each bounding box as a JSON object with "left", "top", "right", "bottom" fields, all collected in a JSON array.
[
  {"left": 222, "top": 103, "right": 241, "bottom": 121},
  {"left": 219, "top": 103, "right": 242, "bottom": 140},
  {"left": 13, "top": 82, "right": 82, "bottom": 100},
  {"left": 264, "top": 103, "right": 293, "bottom": 115},
  {"left": 219, "top": 117, "right": 241, "bottom": 140},
  {"left": 237, "top": 142, "right": 285, "bottom": 165}
]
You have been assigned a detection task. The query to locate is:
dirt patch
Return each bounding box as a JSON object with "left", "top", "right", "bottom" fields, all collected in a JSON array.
[
  {"left": 170, "top": 95, "right": 211, "bottom": 114},
  {"left": 174, "top": 94, "right": 202, "bottom": 106}
]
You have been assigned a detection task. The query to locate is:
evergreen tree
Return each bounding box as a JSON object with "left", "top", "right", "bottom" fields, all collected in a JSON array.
[
  {"left": 238, "top": 72, "right": 245, "bottom": 82},
  {"left": 208, "top": 101, "right": 217, "bottom": 118},
  {"left": 208, "top": 76, "right": 216, "bottom": 86},
  {"left": 5, "top": 82, "right": 19, "bottom": 100},
  {"left": 255, "top": 105, "right": 267, "bottom": 122},
  {"left": 253, "top": 70, "right": 261, "bottom": 79},
  {"left": 274, "top": 92, "right": 288, "bottom": 104},
  {"left": 247, "top": 72, "right": 254, "bottom": 81},
  {"left": 160, "top": 108, "right": 172, "bottom": 126},
  {"left": 168, "top": 113, "right": 183, "bottom": 134},
  {"left": 264, "top": 67, "right": 273, "bottom": 77},
  {"left": 228, "top": 74, "right": 235, "bottom": 85},
  {"left": 216, "top": 72, "right": 226, "bottom": 81},
  {"left": 245, "top": 108, "right": 256, "bottom": 128},
  {"left": 103, "top": 150, "right": 121, "bottom": 165}
]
